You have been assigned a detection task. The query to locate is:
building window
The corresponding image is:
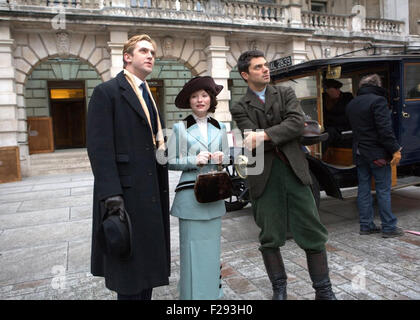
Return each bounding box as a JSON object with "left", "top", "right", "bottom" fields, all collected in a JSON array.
[{"left": 311, "top": 1, "right": 327, "bottom": 13}]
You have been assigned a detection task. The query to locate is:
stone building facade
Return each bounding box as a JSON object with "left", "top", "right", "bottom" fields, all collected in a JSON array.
[{"left": 0, "top": 0, "right": 419, "bottom": 179}]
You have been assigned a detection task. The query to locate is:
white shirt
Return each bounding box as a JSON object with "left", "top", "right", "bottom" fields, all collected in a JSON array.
[
  {"left": 132, "top": 73, "right": 146, "bottom": 94},
  {"left": 192, "top": 113, "right": 208, "bottom": 143}
]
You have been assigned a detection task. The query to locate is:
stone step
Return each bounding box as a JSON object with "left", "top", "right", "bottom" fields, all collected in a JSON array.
[
  {"left": 30, "top": 156, "right": 90, "bottom": 166},
  {"left": 30, "top": 161, "right": 92, "bottom": 170},
  {"left": 29, "top": 166, "right": 93, "bottom": 177},
  {"left": 30, "top": 149, "right": 89, "bottom": 160},
  {"left": 27, "top": 149, "right": 92, "bottom": 177}
]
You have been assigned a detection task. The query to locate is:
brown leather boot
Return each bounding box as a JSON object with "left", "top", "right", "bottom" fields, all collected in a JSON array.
[
  {"left": 305, "top": 250, "right": 337, "bottom": 300},
  {"left": 262, "top": 249, "right": 287, "bottom": 300}
]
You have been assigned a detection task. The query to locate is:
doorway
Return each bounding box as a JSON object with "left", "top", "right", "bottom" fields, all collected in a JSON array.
[
  {"left": 48, "top": 81, "right": 86, "bottom": 149},
  {"left": 148, "top": 79, "right": 164, "bottom": 121}
]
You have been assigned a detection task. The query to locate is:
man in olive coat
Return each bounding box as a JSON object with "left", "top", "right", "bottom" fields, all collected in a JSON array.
[
  {"left": 87, "top": 34, "right": 170, "bottom": 300},
  {"left": 230, "top": 50, "right": 336, "bottom": 300}
]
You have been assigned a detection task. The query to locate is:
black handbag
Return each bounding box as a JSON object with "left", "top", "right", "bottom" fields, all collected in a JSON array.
[{"left": 194, "top": 164, "right": 233, "bottom": 203}]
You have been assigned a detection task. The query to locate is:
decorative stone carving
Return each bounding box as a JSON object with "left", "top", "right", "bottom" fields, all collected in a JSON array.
[
  {"left": 249, "top": 40, "right": 263, "bottom": 51},
  {"left": 323, "top": 47, "right": 331, "bottom": 58},
  {"left": 56, "top": 31, "right": 70, "bottom": 57},
  {"left": 163, "top": 36, "right": 174, "bottom": 58}
]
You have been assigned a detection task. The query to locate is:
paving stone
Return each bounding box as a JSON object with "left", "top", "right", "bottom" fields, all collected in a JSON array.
[
  {"left": 368, "top": 283, "right": 412, "bottom": 300},
  {"left": 0, "top": 220, "right": 91, "bottom": 251},
  {"left": 68, "top": 240, "right": 91, "bottom": 273},
  {"left": 220, "top": 264, "right": 238, "bottom": 278},
  {"left": 0, "top": 189, "right": 70, "bottom": 203},
  {"left": 235, "top": 265, "right": 267, "bottom": 280},
  {"left": 18, "top": 194, "right": 93, "bottom": 212},
  {"left": 0, "top": 202, "right": 21, "bottom": 215},
  {"left": 0, "top": 185, "right": 33, "bottom": 195},
  {"left": 31, "top": 180, "right": 93, "bottom": 192},
  {"left": 224, "top": 276, "right": 258, "bottom": 294},
  {"left": 337, "top": 282, "right": 384, "bottom": 300},
  {"left": 397, "top": 278, "right": 420, "bottom": 292},
  {"left": 71, "top": 186, "right": 93, "bottom": 196},
  {"left": 70, "top": 206, "right": 91, "bottom": 220},
  {"left": 287, "top": 280, "right": 315, "bottom": 296},
  {"left": 0, "top": 208, "right": 70, "bottom": 229},
  {"left": 0, "top": 244, "right": 68, "bottom": 287},
  {"left": 399, "top": 289, "right": 420, "bottom": 300}
]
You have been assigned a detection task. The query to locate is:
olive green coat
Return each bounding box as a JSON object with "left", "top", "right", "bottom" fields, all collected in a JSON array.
[{"left": 230, "top": 85, "right": 312, "bottom": 199}]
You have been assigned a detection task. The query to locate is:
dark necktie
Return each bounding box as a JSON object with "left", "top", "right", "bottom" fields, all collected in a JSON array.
[{"left": 140, "top": 82, "right": 157, "bottom": 134}]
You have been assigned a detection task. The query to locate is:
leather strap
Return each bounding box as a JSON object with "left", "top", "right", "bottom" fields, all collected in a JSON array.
[{"left": 275, "top": 147, "right": 290, "bottom": 166}]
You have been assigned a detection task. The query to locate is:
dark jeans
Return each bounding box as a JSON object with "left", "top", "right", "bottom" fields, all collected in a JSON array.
[
  {"left": 356, "top": 156, "right": 397, "bottom": 233},
  {"left": 117, "top": 288, "right": 153, "bottom": 300}
]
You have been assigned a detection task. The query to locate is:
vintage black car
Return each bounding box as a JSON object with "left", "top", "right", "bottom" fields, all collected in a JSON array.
[{"left": 225, "top": 53, "right": 420, "bottom": 212}]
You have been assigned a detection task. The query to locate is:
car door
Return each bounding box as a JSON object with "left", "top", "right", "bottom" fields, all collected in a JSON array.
[{"left": 399, "top": 61, "right": 420, "bottom": 165}]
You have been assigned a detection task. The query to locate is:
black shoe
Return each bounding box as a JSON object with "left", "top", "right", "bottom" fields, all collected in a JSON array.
[
  {"left": 360, "top": 226, "right": 381, "bottom": 235},
  {"left": 382, "top": 227, "right": 404, "bottom": 238}
]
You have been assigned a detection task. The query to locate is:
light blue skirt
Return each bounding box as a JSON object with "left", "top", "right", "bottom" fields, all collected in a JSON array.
[{"left": 178, "top": 217, "right": 223, "bottom": 300}]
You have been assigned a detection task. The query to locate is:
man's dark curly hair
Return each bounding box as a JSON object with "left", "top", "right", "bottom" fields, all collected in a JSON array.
[{"left": 237, "top": 50, "right": 265, "bottom": 79}]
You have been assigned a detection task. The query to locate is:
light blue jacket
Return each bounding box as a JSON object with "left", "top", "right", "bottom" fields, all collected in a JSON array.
[{"left": 168, "top": 115, "right": 230, "bottom": 220}]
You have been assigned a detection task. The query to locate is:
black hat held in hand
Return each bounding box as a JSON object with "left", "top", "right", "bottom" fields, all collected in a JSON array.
[{"left": 102, "top": 208, "right": 133, "bottom": 258}]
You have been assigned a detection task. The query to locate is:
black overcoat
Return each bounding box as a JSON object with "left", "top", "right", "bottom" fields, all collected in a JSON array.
[
  {"left": 346, "top": 85, "right": 401, "bottom": 163},
  {"left": 87, "top": 71, "right": 170, "bottom": 295}
]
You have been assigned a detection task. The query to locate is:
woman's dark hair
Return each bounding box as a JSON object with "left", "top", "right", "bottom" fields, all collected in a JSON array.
[
  {"left": 237, "top": 50, "right": 265, "bottom": 76},
  {"left": 208, "top": 90, "right": 218, "bottom": 113}
]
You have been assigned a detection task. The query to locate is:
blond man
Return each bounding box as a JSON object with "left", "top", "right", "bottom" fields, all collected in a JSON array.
[{"left": 87, "top": 35, "right": 170, "bottom": 300}]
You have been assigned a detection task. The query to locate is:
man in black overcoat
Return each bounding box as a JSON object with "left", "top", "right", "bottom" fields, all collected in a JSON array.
[
  {"left": 346, "top": 73, "right": 403, "bottom": 238},
  {"left": 87, "top": 34, "right": 170, "bottom": 300}
]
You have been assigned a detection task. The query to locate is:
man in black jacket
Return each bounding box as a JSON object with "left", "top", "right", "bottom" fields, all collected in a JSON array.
[
  {"left": 322, "top": 79, "right": 353, "bottom": 153},
  {"left": 346, "top": 74, "right": 403, "bottom": 238},
  {"left": 87, "top": 35, "right": 170, "bottom": 299}
]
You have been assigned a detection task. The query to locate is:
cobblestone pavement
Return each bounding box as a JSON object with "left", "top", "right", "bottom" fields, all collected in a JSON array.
[{"left": 0, "top": 171, "right": 419, "bottom": 300}]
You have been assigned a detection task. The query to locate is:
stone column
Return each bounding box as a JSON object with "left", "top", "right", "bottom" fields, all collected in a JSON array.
[
  {"left": 285, "top": 38, "right": 307, "bottom": 65},
  {"left": 108, "top": 30, "right": 128, "bottom": 78},
  {"left": 285, "top": 0, "right": 302, "bottom": 29},
  {"left": 0, "top": 23, "right": 22, "bottom": 176},
  {"left": 0, "top": 24, "right": 18, "bottom": 149},
  {"left": 204, "top": 34, "right": 231, "bottom": 128}
]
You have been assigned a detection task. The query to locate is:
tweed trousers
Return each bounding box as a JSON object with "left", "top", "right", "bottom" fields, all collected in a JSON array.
[{"left": 252, "top": 157, "right": 328, "bottom": 252}]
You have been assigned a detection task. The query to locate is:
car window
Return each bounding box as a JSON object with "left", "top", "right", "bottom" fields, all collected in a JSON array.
[
  {"left": 276, "top": 75, "right": 318, "bottom": 120},
  {"left": 405, "top": 63, "right": 420, "bottom": 100}
]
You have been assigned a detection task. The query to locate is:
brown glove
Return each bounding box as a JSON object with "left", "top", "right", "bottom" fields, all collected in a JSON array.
[{"left": 390, "top": 150, "right": 401, "bottom": 166}]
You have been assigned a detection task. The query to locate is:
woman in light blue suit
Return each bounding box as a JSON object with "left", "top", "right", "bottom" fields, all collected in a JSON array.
[{"left": 167, "top": 76, "right": 229, "bottom": 300}]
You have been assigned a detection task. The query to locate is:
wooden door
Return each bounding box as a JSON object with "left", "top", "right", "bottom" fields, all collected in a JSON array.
[
  {"left": 51, "top": 100, "right": 86, "bottom": 149},
  {"left": 0, "top": 146, "right": 21, "bottom": 183},
  {"left": 27, "top": 117, "right": 54, "bottom": 154}
]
